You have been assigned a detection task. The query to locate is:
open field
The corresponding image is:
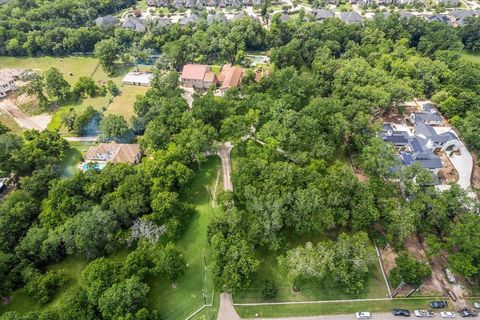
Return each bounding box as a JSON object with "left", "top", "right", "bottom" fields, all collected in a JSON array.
[
  {"left": 0, "top": 56, "right": 138, "bottom": 132},
  {"left": 0, "top": 56, "right": 103, "bottom": 85},
  {"left": 149, "top": 158, "right": 222, "bottom": 320},
  {"left": 235, "top": 297, "right": 449, "bottom": 318},
  {"left": 105, "top": 85, "right": 149, "bottom": 121}
]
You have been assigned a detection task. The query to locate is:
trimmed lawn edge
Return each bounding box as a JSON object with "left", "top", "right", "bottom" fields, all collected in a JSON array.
[{"left": 235, "top": 297, "right": 448, "bottom": 318}]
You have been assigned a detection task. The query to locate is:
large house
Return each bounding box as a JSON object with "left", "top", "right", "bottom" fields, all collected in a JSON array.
[
  {"left": 0, "top": 69, "right": 23, "bottom": 98},
  {"left": 180, "top": 64, "right": 217, "bottom": 89},
  {"left": 83, "top": 143, "right": 142, "bottom": 170},
  {"left": 381, "top": 104, "right": 461, "bottom": 178},
  {"left": 180, "top": 64, "right": 244, "bottom": 92}
]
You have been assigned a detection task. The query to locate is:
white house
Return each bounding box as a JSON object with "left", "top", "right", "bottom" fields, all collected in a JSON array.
[{"left": 122, "top": 71, "right": 154, "bottom": 86}]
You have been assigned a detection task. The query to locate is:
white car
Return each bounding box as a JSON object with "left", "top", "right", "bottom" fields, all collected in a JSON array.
[
  {"left": 440, "top": 311, "right": 456, "bottom": 318},
  {"left": 356, "top": 312, "right": 372, "bottom": 319},
  {"left": 414, "top": 310, "right": 435, "bottom": 317}
]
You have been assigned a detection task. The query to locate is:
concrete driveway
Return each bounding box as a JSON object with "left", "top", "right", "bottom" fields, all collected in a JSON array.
[{"left": 448, "top": 143, "right": 473, "bottom": 190}]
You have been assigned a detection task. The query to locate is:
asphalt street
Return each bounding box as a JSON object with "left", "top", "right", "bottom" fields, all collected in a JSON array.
[{"left": 259, "top": 313, "right": 460, "bottom": 320}]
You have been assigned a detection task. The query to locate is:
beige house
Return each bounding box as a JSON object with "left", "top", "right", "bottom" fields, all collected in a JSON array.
[
  {"left": 82, "top": 143, "right": 142, "bottom": 170},
  {"left": 180, "top": 64, "right": 217, "bottom": 89}
]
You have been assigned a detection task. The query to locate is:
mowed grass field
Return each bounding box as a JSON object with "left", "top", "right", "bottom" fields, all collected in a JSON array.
[
  {"left": 0, "top": 56, "right": 142, "bottom": 132},
  {"left": 149, "top": 158, "right": 222, "bottom": 320},
  {"left": 105, "top": 85, "right": 149, "bottom": 121},
  {"left": 0, "top": 157, "right": 222, "bottom": 320}
]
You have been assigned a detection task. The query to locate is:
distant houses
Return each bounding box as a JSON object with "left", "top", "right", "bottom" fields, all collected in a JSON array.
[
  {"left": 180, "top": 64, "right": 244, "bottom": 94},
  {"left": 82, "top": 143, "right": 142, "bottom": 171},
  {"left": 147, "top": 0, "right": 262, "bottom": 7}
]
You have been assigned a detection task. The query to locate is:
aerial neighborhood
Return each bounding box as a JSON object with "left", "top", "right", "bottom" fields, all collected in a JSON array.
[{"left": 2, "top": 0, "right": 480, "bottom": 318}]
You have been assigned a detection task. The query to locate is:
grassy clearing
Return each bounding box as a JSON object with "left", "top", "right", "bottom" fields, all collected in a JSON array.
[
  {"left": 235, "top": 298, "right": 448, "bottom": 318},
  {"left": 149, "top": 157, "right": 222, "bottom": 320},
  {"left": 461, "top": 50, "right": 480, "bottom": 64},
  {"left": 105, "top": 85, "right": 149, "bottom": 121},
  {"left": 0, "top": 56, "right": 101, "bottom": 85}
]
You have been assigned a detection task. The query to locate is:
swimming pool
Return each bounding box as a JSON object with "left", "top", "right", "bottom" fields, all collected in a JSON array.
[{"left": 81, "top": 162, "right": 107, "bottom": 171}]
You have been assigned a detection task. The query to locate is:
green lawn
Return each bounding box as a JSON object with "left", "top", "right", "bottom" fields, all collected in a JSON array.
[
  {"left": 461, "top": 50, "right": 480, "bottom": 64},
  {"left": 149, "top": 158, "right": 222, "bottom": 320},
  {"left": 235, "top": 297, "right": 449, "bottom": 318},
  {"left": 0, "top": 56, "right": 103, "bottom": 85},
  {"left": 0, "top": 56, "right": 135, "bottom": 132},
  {"left": 105, "top": 85, "right": 149, "bottom": 121}
]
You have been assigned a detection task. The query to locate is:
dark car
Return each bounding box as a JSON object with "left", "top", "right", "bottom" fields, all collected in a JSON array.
[
  {"left": 460, "top": 309, "right": 478, "bottom": 318},
  {"left": 430, "top": 301, "right": 448, "bottom": 309},
  {"left": 392, "top": 309, "right": 411, "bottom": 317}
]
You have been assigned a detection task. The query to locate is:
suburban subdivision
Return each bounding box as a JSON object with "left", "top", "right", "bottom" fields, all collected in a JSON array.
[{"left": 2, "top": 0, "right": 480, "bottom": 319}]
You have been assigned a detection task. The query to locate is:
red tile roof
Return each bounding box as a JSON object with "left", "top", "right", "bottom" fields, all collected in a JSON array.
[
  {"left": 220, "top": 65, "right": 243, "bottom": 89},
  {"left": 180, "top": 64, "right": 210, "bottom": 81}
]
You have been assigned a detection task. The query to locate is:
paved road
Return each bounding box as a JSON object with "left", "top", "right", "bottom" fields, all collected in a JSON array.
[
  {"left": 256, "top": 312, "right": 455, "bottom": 320},
  {"left": 217, "top": 142, "right": 233, "bottom": 191}
]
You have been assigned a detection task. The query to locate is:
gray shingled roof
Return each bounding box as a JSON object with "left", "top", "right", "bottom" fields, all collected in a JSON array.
[
  {"left": 314, "top": 9, "right": 335, "bottom": 20},
  {"left": 122, "top": 17, "right": 146, "bottom": 32},
  {"left": 340, "top": 11, "right": 363, "bottom": 24},
  {"left": 95, "top": 15, "right": 119, "bottom": 27}
]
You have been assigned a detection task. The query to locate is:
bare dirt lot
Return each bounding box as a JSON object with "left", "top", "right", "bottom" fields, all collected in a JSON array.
[
  {"left": 437, "top": 151, "right": 459, "bottom": 185},
  {"left": 0, "top": 98, "right": 50, "bottom": 131}
]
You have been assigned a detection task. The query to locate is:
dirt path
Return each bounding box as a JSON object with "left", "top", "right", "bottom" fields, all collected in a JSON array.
[
  {"left": 217, "top": 142, "right": 233, "bottom": 191},
  {"left": 217, "top": 293, "right": 241, "bottom": 320},
  {"left": 0, "top": 99, "right": 50, "bottom": 131}
]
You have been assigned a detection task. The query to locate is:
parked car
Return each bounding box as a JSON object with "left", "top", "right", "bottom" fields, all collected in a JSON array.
[
  {"left": 431, "top": 301, "right": 449, "bottom": 309},
  {"left": 444, "top": 268, "right": 456, "bottom": 284},
  {"left": 356, "top": 312, "right": 372, "bottom": 319},
  {"left": 393, "top": 309, "right": 411, "bottom": 317},
  {"left": 473, "top": 302, "right": 480, "bottom": 310},
  {"left": 414, "top": 310, "right": 435, "bottom": 317},
  {"left": 459, "top": 309, "right": 478, "bottom": 318},
  {"left": 441, "top": 311, "right": 456, "bottom": 318}
]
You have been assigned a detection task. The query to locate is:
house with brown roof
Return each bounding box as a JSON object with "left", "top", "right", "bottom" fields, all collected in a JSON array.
[
  {"left": 180, "top": 64, "right": 217, "bottom": 89},
  {"left": 82, "top": 143, "right": 142, "bottom": 170},
  {"left": 218, "top": 64, "right": 244, "bottom": 95}
]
